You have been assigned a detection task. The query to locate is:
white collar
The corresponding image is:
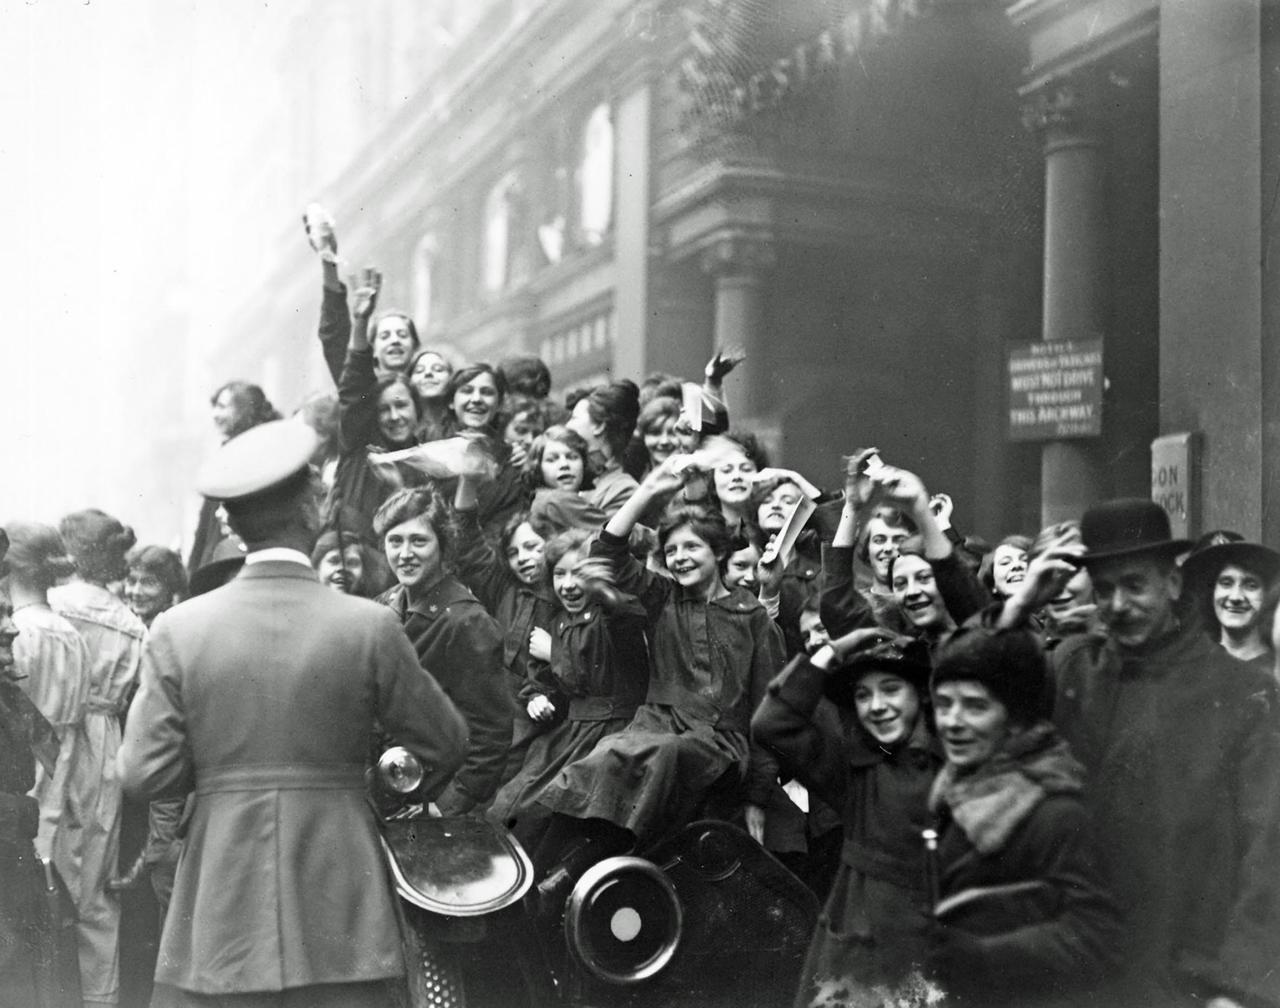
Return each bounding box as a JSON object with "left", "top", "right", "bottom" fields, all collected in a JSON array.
[{"left": 244, "top": 547, "right": 312, "bottom": 569}]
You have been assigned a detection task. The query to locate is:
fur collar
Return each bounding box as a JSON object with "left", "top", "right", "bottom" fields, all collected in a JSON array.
[{"left": 928, "top": 723, "right": 1084, "bottom": 855}]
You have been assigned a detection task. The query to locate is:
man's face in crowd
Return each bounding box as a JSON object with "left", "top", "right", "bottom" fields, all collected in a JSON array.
[{"left": 1089, "top": 553, "right": 1181, "bottom": 649}]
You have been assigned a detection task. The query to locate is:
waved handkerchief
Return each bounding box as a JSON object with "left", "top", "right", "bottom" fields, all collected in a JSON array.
[{"left": 368, "top": 437, "right": 498, "bottom": 482}]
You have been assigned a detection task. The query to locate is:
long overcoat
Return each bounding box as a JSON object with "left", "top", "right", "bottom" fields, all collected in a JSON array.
[
  {"left": 118, "top": 561, "right": 466, "bottom": 995},
  {"left": 1051, "top": 618, "right": 1280, "bottom": 1007}
]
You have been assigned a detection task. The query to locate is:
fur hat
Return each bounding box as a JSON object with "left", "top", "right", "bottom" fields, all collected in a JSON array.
[{"left": 931, "top": 627, "right": 1048, "bottom": 726}]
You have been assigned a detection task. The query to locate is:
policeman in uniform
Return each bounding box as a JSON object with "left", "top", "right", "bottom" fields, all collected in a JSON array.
[{"left": 119, "top": 420, "right": 466, "bottom": 1008}]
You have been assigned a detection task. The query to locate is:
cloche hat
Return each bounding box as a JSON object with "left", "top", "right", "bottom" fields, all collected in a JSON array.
[{"left": 824, "top": 636, "right": 932, "bottom": 710}]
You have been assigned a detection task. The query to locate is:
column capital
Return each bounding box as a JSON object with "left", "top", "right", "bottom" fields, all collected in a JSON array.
[
  {"left": 699, "top": 234, "right": 777, "bottom": 279},
  {"left": 1020, "top": 83, "right": 1098, "bottom": 145}
]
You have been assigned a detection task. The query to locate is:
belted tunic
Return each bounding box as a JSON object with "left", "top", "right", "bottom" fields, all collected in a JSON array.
[{"left": 118, "top": 560, "right": 466, "bottom": 995}]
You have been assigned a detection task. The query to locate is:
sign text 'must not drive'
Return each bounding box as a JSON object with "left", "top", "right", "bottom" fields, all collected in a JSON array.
[{"left": 1007, "top": 339, "right": 1104, "bottom": 441}]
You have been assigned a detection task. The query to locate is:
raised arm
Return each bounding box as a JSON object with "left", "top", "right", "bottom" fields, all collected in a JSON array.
[
  {"left": 872, "top": 466, "right": 989, "bottom": 624},
  {"left": 452, "top": 474, "right": 513, "bottom": 611},
  {"left": 336, "top": 269, "right": 382, "bottom": 451},
  {"left": 594, "top": 456, "right": 686, "bottom": 617},
  {"left": 305, "top": 205, "right": 351, "bottom": 385}
]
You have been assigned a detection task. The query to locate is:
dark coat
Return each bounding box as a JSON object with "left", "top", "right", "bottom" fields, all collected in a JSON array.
[
  {"left": 0, "top": 682, "right": 41, "bottom": 1006},
  {"left": 317, "top": 283, "right": 350, "bottom": 387},
  {"left": 929, "top": 737, "right": 1123, "bottom": 1008},
  {"left": 537, "top": 529, "right": 784, "bottom": 842},
  {"left": 1051, "top": 618, "right": 1280, "bottom": 1007},
  {"left": 591, "top": 527, "right": 782, "bottom": 802},
  {"left": 377, "top": 576, "right": 513, "bottom": 815},
  {"left": 776, "top": 548, "right": 821, "bottom": 658},
  {"left": 118, "top": 561, "right": 466, "bottom": 994},
  {"left": 453, "top": 510, "right": 557, "bottom": 698},
  {"left": 753, "top": 654, "right": 942, "bottom": 1005},
  {"left": 327, "top": 345, "right": 400, "bottom": 545},
  {"left": 488, "top": 595, "right": 649, "bottom": 835}
]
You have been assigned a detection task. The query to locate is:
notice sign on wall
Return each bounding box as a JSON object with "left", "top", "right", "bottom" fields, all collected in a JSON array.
[
  {"left": 1007, "top": 339, "right": 1104, "bottom": 441},
  {"left": 1151, "top": 432, "right": 1199, "bottom": 539}
]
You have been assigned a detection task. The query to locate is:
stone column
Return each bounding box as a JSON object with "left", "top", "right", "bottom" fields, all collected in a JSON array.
[
  {"left": 1023, "top": 84, "right": 1107, "bottom": 526},
  {"left": 700, "top": 234, "right": 777, "bottom": 445}
]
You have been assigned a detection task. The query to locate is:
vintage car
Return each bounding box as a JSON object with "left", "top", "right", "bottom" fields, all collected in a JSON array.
[{"left": 375, "top": 746, "right": 820, "bottom": 1008}]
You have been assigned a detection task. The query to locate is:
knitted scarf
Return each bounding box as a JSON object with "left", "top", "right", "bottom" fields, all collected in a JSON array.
[{"left": 927, "top": 723, "right": 1084, "bottom": 855}]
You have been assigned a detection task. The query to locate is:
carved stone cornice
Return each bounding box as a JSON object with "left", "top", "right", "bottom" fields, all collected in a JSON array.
[{"left": 699, "top": 234, "right": 777, "bottom": 279}]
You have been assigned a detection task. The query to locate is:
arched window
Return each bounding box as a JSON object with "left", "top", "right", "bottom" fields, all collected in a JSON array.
[
  {"left": 412, "top": 233, "right": 437, "bottom": 329},
  {"left": 578, "top": 104, "right": 613, "bottom": 245},
  {"left": 483, "top": 171, "right": 518, "bottom": 294}
]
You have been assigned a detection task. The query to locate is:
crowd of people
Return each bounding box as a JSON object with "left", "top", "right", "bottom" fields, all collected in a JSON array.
[{"left": 2, "top": 212, "right": 1279, "bottom": 1008}]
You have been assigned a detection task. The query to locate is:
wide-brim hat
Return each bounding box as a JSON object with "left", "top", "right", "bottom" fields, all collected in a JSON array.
[
  {"left": 188, "top": 538, "right": 247, "bottom": 597},
  {"left": 824, "top": 636, "right": 932, "bottom": 710},
  {"left": 1079, "top": 497, "right": 1191, "bottom": 566},
  {"left": 1180, "top": 539, "right": 1280, "bottom": 592}
]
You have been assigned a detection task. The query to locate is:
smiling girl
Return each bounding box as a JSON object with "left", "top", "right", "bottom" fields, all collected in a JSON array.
[
  {"left": 488, "top": 530, "right": 650, "bottom": 848},
  {"left": 373, "top": 487, "right": 512, "bottom": 815},
  {"left": 406, "top": 346, "right": 459, "bottom": 440},
  {"left": 709, "top": 431, "right": 768, "bottom": 536},
  {"left": 980, "top": 535, "right": 1031, "bottom": 600},
  {"left": 1181, "top": 533, "right": 1280, "bottom": 674},
  {"left": 532, "top": 455, "right": 784, "bottom": 906},
  {"left": 753, "top": 630, "right": 942, "bottom": 1005},
  {"left": 328, "top": 269, "right": 429, "bottom": 543},
  {"left": 445, "top": 363, "right": 506, "bottom": 438},
  {"left": 519, "top": 425, "right": 610, "bottom": 538},
  {"left": 454, "top": 465, "right": 559, "bottom": 779}
]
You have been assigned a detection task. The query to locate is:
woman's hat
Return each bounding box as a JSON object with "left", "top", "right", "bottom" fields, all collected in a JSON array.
[
  {"left": 1079, "top": 497, "right": 1191, "bottom": 566},
  {"left": 1180, "top": 532, "right": 1280, "bottom": 594},
  {"left": 931, "top": 627, "right": 1048, "bottom": 726},
  {"left": 824, "top": 636, "right": 932, "bottom": 709},
  {"left": 188, "top": 538, "right": 247, "bottom": 597}
]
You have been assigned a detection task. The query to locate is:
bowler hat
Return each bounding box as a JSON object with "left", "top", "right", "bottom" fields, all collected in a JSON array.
[
  {"left": 1079, "top": 497, "right": 1191, "bottom": 565},
  {"left": 824, "top": 636, "right": 932, "bottom": 710}
]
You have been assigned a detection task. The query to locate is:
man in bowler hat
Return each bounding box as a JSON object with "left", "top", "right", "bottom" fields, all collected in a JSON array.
[
  {"left": 119, "top": 420, "right": 466, "bottom": 1008},
  {"left": 1004, "top": 497, "right": 1280, "bottom": 1008}
]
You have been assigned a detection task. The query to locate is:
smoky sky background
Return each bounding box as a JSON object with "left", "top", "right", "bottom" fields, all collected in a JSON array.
[
  {"left": 0, "top": 0, "right": 443, "bottom": 548},
  {"left": 3, "top": 1, "right": 270, "bottom": 545}
]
